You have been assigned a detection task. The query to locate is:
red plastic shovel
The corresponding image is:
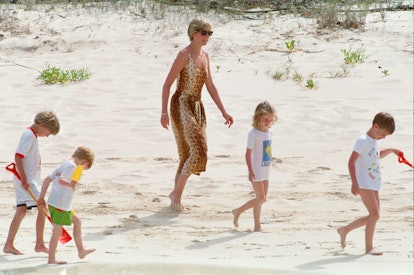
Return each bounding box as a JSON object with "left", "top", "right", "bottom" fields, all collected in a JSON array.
[
  {"left": 398, "top": 152, "right": 413, "bottom": 168},
  {"left": 5, "top": 163, "right": 72, "bottom": 244}
]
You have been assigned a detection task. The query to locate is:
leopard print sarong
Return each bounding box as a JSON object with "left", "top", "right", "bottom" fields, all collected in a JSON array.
[{"left": 170, "top": 54, "right": 208, "bottom": 176}]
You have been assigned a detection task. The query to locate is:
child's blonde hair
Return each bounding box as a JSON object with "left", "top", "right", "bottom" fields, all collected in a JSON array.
[
  {"left": 34, "top": 111, "right": 60, "bottom": 135},
  {"left": 72, "top": 146, "right": 95, "bottom": 169},
  {"left": 252, "top": 101, "right": 277, "bottom": 128},
  {"left": 187, "top": 17, "right": 213, "bottom": 41}
]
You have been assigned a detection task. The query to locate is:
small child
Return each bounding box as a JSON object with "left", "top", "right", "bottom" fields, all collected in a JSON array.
[
  {"left": 337, "top": 112, "right": 401, "bottom": 255},
  {"left": 232, "top": 101, "right": 277, "bottom": 232},
  {"left": 3, "top": 111, "right": 60, "bottom": 255},
  {"left": 38, "top": 146, "right": 96, "bottom": 264}
]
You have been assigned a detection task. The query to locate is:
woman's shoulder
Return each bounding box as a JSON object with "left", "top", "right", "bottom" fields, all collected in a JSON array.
[
  {"left": 178, "top": 47, "right": 190, "bottom": 56},
  {"left": 175, "top": 48, "right": 190, "bottom": 63}
]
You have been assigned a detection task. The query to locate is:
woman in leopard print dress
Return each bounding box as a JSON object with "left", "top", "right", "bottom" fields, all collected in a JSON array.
[{"left": 161, "top": 17, "right": 233, "bottom": 211}]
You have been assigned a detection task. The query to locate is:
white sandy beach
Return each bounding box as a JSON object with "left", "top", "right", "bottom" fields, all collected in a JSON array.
[{"left": 0, "top": 2, "right": 413, "bottom": 274}]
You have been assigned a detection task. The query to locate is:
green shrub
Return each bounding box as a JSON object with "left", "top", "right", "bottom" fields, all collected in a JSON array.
[
  {"left": 38, "top": 65, "right": 91, "bottom": 84},
  {"left": 341, "top": 47, "right": 366, "bottom": 65}
]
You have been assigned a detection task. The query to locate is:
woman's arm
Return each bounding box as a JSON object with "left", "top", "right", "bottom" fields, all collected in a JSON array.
[
  {"left": 204, "top": 52, "right": 233, "bottom": 127},
  {"left": 161, "top": 50, "right": 188, "bottom": 129}
]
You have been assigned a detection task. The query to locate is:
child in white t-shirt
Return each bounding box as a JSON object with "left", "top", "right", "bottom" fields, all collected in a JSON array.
[
  {"left": 38, "top": 146, "right": 95, "bottom": 264},
  {"left": 337, "top": 112, "right": 401, "bottom": 255},
  {"left": 232, "top": 101, "right": 277, "bottom": 232},
  {"left": 3, "top": 111, "right": 60, "bottom": 255}
]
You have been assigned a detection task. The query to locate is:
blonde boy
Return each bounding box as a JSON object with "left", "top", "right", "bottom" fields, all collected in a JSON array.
[
  {"left": 38, "top": 146, "right": 96, "bottom": 264},
  {"left": 3, "top": 111, "right": 60, "bottom": 255}
]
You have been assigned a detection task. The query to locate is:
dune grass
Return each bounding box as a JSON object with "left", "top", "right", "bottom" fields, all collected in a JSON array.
[
  {"left": 0, "top": 0, "right": 410, "bottom": 86},
  {"left": 0, "top": 0, "right": 411, "bottom": 31}
]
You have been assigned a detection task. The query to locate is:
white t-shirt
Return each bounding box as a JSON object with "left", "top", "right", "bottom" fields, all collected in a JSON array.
[
  {"left": 13, "top": 128, "right": 41, "bottom": 205},
  {"left": 47, "top": 160, "right": 76, "bottom": 211},
  {"left": 246, "top": 128, "right": 273, "bottom": 181},
  {"left": 353, "top": 133, "right": 381, "bottom": 191}
]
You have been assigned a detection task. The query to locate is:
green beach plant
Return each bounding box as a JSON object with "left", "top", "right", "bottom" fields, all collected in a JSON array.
[
  {"left": 329, "top": 67, "right": 350, "bottom": 78},
  {"left": 292, "top": 70, "right": 303, "bottom": 84},
  {"left": 272, "top": 70, "right": 284, "bottom": 80},
  {"left": 285, "top": 39, "right": 296, "bottom": 53},
  {"left": 305, "top": 79, "right": 317, "bottom": 90},
  {"left": 38, "top": 65, "right": 91, "bottom": 85},
  {"left": 341, "top": 47, "right": 366, "bottom": 65}
]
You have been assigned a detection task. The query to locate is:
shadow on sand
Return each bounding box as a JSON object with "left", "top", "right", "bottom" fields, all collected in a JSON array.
[
  {"left": 83, "top": 206, "right": 180, "bottom": 241},
  {"left": 295, "top": 251, "right": 364, "bottom": 271}
]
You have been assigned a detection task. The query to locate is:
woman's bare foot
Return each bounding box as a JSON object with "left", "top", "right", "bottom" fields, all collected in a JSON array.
[
  {"left": 79, "top": 248, "right": 96, "bottom": 259},
  {"left": 232, "top": 209, "right": 240, "bottom": 227},
  {"left": 48, "top": 260, "right": 67, "bottom": 265},
  {"left": 170, "top": 203, "right": 184, "bottom": 212},
  {"left": 169, "top": 192, "right": 183, "bottom": 212},
  {"left": 3, "top": 245, "right": 23, "bottom": 255},
  {"left": 366, "top": 249, "right": 383, "bottom": 256},
  {"left": 35, "top": 245, "right": 49, "bottom": 254},
  {"left": 337, "top": 227, "right": 347, "bottom": 249}
]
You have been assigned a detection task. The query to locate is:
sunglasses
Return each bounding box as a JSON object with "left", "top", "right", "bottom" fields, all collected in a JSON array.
[{"left": 197, "top": 29, "right": 213, "bottom": 36}]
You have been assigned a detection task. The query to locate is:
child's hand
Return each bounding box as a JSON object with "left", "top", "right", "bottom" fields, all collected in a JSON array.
[
  {"left": 37, "top": 197, "right": 46, "bottom": 208},
  {"left": 21, "top": 179, "right": 29, "bottom": 190},
  {"left": 351, "top": 183, "right": 359, "bottom": 196},
  {"left": 248, "top": 170, "right": 255, "bottom": 183}
]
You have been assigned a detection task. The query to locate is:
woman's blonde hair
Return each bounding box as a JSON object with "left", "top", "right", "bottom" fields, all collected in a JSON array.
[
  {"left": 252, "top": 101, "right": 277, "bottom": 128},
  {"left": 187, "top": 17, "right": 213, "bottom": 41}
]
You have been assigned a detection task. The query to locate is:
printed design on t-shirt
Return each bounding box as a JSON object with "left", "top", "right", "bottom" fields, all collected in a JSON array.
[
  {"left": 367, "top": 147, "right": 380, "bottom": 180},
  {"left": 261, "top": 140, "right": 272, "bottom": 166}
]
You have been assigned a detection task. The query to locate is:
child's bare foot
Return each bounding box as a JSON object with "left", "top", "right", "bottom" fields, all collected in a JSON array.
[
  {"left": 253, "top": 227, "right": 262, "bottom": 232},
  {"left": 48, "top": 260, "right": 67, "bottom": 264},
  {"left": 366, "top": 249, "right": 383, "bottom": 256},
  {"left": 79, "top": 248, "right": 96, "bottom": 259},
  {"left": 337, "top": 227, "right": 347, "bottom": 249},
  {"left": 35, "top": 245, "right": 49, "bottom": 254},
  {"left": 232, "top": 209, "right": 240, "bottom": 227},
  {"left": 3, "top": 245, "right": 23, "bottom": 255}
]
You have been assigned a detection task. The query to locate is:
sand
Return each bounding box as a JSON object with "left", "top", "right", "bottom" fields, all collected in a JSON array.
[{"left": 0, "top": 2, "right": 413, "bottom": 274}]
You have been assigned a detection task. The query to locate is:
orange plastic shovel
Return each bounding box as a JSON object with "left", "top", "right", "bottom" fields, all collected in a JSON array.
[{"left": 5, "top": 163, "right": 72, "bottom": 244}]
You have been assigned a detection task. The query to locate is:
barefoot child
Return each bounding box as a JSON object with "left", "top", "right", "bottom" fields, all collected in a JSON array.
[
  {"left": 38, "top": 146, "right": 95, "bottom": 264},
  {"left": 337, "top": 112, "right": 401, "bottom": 255},
  {"left": 3, "top": 111, "right": 60, "bottom": 255},
  {"left": 232, "top": 101, "right": 277, "bottom": 232}
]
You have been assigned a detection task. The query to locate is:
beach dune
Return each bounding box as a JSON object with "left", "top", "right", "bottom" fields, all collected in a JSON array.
[{"left": 0, "top": 3, "right": 413, "bottom": 274}]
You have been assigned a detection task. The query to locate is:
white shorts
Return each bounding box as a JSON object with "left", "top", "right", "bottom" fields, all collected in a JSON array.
[
  {"left": 252, "top": 166, "right": 270, "bottom": 182},
  {"left": 13, "top": 178, "right": 40, "bottom": 208},
  {"left": 357, "top": 181, "right": 381, "bottom": 191}
]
